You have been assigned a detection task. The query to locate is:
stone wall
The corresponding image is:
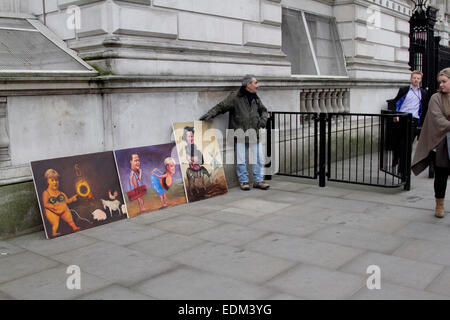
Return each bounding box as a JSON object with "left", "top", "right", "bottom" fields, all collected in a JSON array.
[
  {"left": 27, "top": 0, "right": 290, "bottom": 77},
  {"left": 334, "top": 0, "right": 412, "bottom": 80}
]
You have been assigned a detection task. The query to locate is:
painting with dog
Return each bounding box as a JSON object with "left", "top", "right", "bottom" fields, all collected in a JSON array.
[
  {"left": 114, "top": 142, "right": 187, "bottom": 218},
  {"left": 173, "top": 121, "right": 228, "bottom": 202},
  {"left": 31, "top": 151, "right": 128, "bottom": 239}
]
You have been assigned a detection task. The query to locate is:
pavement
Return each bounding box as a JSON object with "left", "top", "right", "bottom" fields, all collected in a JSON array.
[{"left": 0, "top": 171, "right": 450, "bottom": 300}]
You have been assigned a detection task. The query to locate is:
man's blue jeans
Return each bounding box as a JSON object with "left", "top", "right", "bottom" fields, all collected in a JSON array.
[{"left": 235, "top": 141, "right": 265, "bottom": 183}]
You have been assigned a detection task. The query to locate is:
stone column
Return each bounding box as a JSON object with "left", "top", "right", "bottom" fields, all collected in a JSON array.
[
  {"left": 305, "top": 91, "right": 314, "bottom": 113},
  {"left": 325, "top": 90, "right": 333, "bottom": 113},
  {"left": 344, "top": 89, "right": 350, "bottom": 113},
  {"left": 338, "top": 89, "right": 346, "bottom": 113},
  {"left": 318, "top": 90, "right": 327, "bottom": 113},
  {"left": 312, "top": 90, "right": 321, "bottom": 113},
  {"left": 300, "top": 90, "right": 306, "bottom": 112}
]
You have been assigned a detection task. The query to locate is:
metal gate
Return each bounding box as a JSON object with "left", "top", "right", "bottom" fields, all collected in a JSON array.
[
  {"left": 409, "top": 4, "right": 439, "bottom": 93},
  {"left": 267, "top": 111, "right": 412, "bottom": 190},
  {"left": 409, "top": 3, "right": 450, "bottom": 95}
]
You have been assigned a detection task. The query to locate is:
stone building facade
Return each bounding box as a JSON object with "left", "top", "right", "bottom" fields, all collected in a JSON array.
[{"left": 0, "top": 0, "right": 449, "bottom": 237}]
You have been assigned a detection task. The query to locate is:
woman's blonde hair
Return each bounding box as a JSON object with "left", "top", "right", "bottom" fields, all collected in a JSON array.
[
  {"left": 44, "top": 169, "right": 59, "bottom": 180},
  {"left": 437, "top": 68, "right": 450, "bottom": 117},
  {"left": 164, "top": 157, "right": 175, "bottom": 167}
]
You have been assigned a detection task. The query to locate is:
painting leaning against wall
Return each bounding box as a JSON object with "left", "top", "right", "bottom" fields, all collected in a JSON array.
[
  {"left": 114, "top": 142, "right": 187, "bottom": 218},
  {"left": 173, "top": 121, "right": 228, "bottom": 203},
  {"left": 30, "top": 151, "right": 128, "bottom": 239}
]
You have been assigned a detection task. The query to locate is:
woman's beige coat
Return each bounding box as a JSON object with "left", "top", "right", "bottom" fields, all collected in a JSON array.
[{"left": 412, "top": 92, "right": 450, "bottom": 175}]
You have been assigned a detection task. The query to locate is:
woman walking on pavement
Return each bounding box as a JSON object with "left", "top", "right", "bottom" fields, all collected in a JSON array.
[{"left": 412, "top": 68, "right": 450, "bottom": 218}]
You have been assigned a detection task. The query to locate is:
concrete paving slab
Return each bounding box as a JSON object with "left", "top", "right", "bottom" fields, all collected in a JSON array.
[
  {"left": 257, "top": 190, "right": 319, "bottom": 206},
  {"left": 227, "top": 197, "right": 293, "bottom": 215},
  {"left": 150, "top": 215, "right": 222, "bottom": 236},
  {"left": 296, "top": 185, "right": 355, "bottom": 198},
  {"left": 128, "top": 209, "right": 182, "bottom": 225},
  {"left": 267, "top": 180, "right": 312, "bottom": 192},
  {"left": 51, "top": 241, "right": 178, "bottom": 287},
  {"left": 343, "top": 190, "right": 435, "bottom": 211},
  {"left": 0, "top": 266, "right": 111, "bottom": 300},
  {"left": 191, "top": 223, "right": 268, "bottom": 247},
  {"left": 273, "top": 203, "right": 330, "bottom": 218},
  {"left": 266, "top": 293, "right": 303, "bottom": 300},
  {"left": 340, "top": 252, "right": 444, "bottom": 290},
  {"left": 267, "top": 264, "right": 365, "bottom": 300},
  {"left": 367, "top": 204, "right": 436, "bottom": 224},
  {"left": 248, "top": 215, "right": 327, "bottom": 237},
  {"left": 425, "top": 267, "right": 450, "bottom": 298},
  {"left": 351, "top": 282, "right": 449, "bottom": 300},
  {"left": 77, "top": 284, "right": 154, "bottom": 300},
  {"left": 219, "top": 206, "right": 275, "bottom": 218},
  {"left": 127, "top": 233, "right": 205, "bottom": 258},
  {"left": 7, "top": 231, "right": 98, "bottom": 257},
  {"left": 289, "top": 209, "right": 410, "bottom": 234},
  {"left": 169, "top": 203, "right": 226, "bottom": 216},
  {"left": 308, "top": 225, "right": 407, "bottom": 254},
  {"left": 393, "top": 239, "right": 450, "bottom": 267},
  {"left": 0, "top": 251, "right": 60, "bottom": 284},
  {"left": 202, "top": 210, "right": 263, "bottom": 226},
  {"left": 244, "top": 233, "right": 363, "bottom": 270},
  {"left": 0, "top": 241, "right": 26, "bottom": 257},
  {"left": 303, "top": 196, "right": 381, "bottom": 214},
  {"left": 193, "top": 190, "right": 253, "bottom": 206},
  {"left": 0, "top": 291, "right": 12, "bottom": 299},
  {"left": 78, "top": 221, "right": 166, "bottom": 246},
  {"left": 134, "top": 267, "right": 273, "bottom": 300},
  {"left": 168, "top": 242, "right": 296, "bottom": 284},
  {"left": 394, "top": 222, "right": 450, "bottom": 244}
]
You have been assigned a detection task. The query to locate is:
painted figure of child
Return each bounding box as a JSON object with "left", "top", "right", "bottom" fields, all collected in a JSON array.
[
  {"left": 42, "top": 169, "right": 81, "bottom": 237},
  {"left": 151, "top": 157, "right": 176, "bottom": 208}
]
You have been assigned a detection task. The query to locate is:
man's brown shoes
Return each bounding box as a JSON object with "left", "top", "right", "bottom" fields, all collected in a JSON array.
[
  {"left": 240, "top": 182, "right": 250, "bottom": 191},
  {"left": 253, "top": 182, "right": 270, "bottom": 190}
]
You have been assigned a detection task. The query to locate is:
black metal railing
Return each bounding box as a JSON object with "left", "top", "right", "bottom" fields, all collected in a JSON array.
[
  {"left": 267, "top": 111, "right": 412, "bottom": 190},
  {"left": 268, "top": 112, "right": 318, "bottom": 180}
]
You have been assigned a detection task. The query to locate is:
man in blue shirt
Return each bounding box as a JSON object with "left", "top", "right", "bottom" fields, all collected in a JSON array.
[
  {"left": 389, "top": 70, "right": 429, "bottom": 142},
  {"left": 387, "top": 70, "right": 429, "bottom": 173}
]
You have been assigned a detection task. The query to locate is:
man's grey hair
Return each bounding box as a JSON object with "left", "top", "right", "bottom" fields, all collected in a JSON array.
[{"left": 242, "top": 74, "right": 256, "bottom": 87}]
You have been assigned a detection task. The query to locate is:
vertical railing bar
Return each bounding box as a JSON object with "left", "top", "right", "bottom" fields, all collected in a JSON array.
[
  {"left": 302, "top": 114, "right": 305, "bottom": 175},
  {"left": 278, "top": 113, "right": 281, "bottom": 174},
  {"left": 370, "top": 116, "right": 373, "bottom": 183},
  {"left": 309, "top": 114, "right": 312, "bottom": 177},
  {"left": 342, "top": 114, "right": 345, "bottom": 180},
  {"left": 356, "top": 115, "right": 359, "bottom": 182},
  {"left": 335, "top": 114, "right": 338, "bottom": 180},
  {"left": 349, "top": 115, "right": 352, "bottom": 181},
  {"left": 296, "top": 114, "right": 298, "bottom": 175},
  {"left": 290, "top": 114, "right": 293, "bottom": 175},
  {"left": 327, "top": 114, "right": 332, "bottom": 182},
  {"left": 314, "top": 114, "right": 318, "bottom": 179},
  {"left": 284, "top": 113, "right": 287, "bottom": 174},
  {"left": 377, "top": 116, "right": 381, "bottom": 185}
]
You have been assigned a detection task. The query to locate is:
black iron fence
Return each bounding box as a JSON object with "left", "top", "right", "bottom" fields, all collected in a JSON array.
[
  {"left": 267, "top": 111, "right": 412, "bottom": 190},
  {"left": 438, "top": 45, "right": 450, "bottom": 73}
]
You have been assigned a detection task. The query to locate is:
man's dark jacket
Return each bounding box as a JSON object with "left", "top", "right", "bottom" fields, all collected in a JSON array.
[
  {"left": 387, "top": 86, "right": 429, "bottom": 125},
  {"left": 204, "top": 88, "right": 268, "bottom": 132}
]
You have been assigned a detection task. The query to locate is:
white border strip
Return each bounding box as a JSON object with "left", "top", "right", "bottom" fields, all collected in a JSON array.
[
  {"left": 302, "top": 11, "right": 321, "bottom": 76},
  {"left": 0, "top": 26, "right": 38, "bottom": 32},
  {"left": 29, "top": 162, "right": 50, "bottom": 239}
]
